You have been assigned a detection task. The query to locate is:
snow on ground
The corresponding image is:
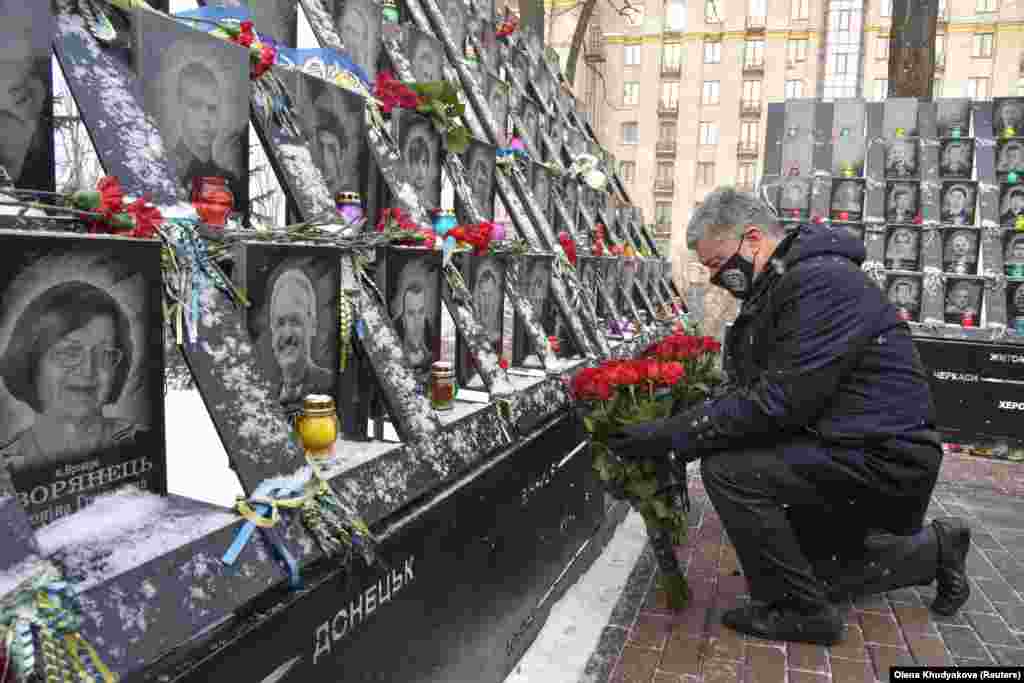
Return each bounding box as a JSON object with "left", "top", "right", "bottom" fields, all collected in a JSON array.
[{"left": 502, "top": 510, "right": 648, "bottom": 683}]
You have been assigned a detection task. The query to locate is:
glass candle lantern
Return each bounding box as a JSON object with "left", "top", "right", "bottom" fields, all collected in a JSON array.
[
  {"left": 294, "top": 394, "right": 338, "bottom": 460},
  {"left": 432, "top": 209, "right": 457, "bottom": 237},
  {"left": 382, "top": 0, "right": 399, "bottom": 24},
  {"left": 191, "top": 177, "right": 234, "bottom": 227},
  {"left": 430, "top": 362, "right": 456, "bottom": 411},
  {"left": 336, "top": 191, "right": 364, "bottom": 224}
]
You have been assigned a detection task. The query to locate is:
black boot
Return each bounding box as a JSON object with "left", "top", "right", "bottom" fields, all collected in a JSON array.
[
  {"left": 823, "top": 518, "right": 970, "bottom": 616},
  {"left": 931, "top": 518, "right": 971, "bottom": 616},
  {"left": 722, "top": 602, "right": 844, "bottom": 646}
]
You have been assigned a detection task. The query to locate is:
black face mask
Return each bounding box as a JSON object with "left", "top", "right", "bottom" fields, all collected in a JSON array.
[{"left": 710, "top": 235, "right": 756, "bottom": 300}]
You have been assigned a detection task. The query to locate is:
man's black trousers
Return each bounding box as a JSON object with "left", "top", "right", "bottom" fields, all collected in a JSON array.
[{"left": 698, "top": 435, "right": 942, "bottom": 607}]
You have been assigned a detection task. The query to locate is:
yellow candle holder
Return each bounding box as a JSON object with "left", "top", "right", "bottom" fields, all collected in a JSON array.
[
  {"left": 1016, "top": 216, "right": 1024, "bottom": 231},
  {"left": 294, "top": 394, "right": 338, "bottom": 460}
]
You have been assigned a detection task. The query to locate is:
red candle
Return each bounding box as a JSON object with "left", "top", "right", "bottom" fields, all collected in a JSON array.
[
  {"left": 897, "top": 308, "right": 912, "bottom": 321},
  {"left": 839, "top": 211, "right": 849, "bottom": 221},
  {"left": 191, "top": 177, "right": 234, "bottom": 227},
  {"left": 961, "top": 312, "right": 975, "bottom": 327}
]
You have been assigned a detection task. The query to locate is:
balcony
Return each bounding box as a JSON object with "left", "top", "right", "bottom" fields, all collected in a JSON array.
[
  {"left": 742, "top": 60, "right": 765, "bottom": 75},
  {"left": 654, "top": 178, "right": 675, "bottom": 193},
  {"left": 740, "top": 100, "right": 762, "bottom": 118},
  {"left": 745, "top": 15, "right": 766, "bottom": 32},
  {"left": 656, "top": 139, "right": 677, "bottom": 155},
  {"left": 737, "top": 141, "right": 759, "bottom": 158},
  {"left": 661, "top": 62, "right": 681, "bottom": 77},
  {"left": 658, "top": 101, "right": 679, "bottom": 117}
]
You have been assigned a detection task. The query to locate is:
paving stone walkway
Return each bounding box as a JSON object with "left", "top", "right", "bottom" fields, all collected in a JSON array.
[{"left": 581, "top": 455, "right": 1024, "bottom": 683}]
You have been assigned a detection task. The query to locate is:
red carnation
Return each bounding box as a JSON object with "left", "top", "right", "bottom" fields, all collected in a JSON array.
[
  {"left": 499, "top": 357, "right": 509, "bottom": 370},
  {"left": 121, "top": 197, "right": 163, "bottom": 238},
  {"left": 659, "top": 361, "right": 685, "bottom": 386},
  {"left": 374, "top": 71, "right": 421, "bottom": 113},
  {"left": 97, "top": 176, "right": 124, "bottom": 216},
  {"left": 235, "top": 20, "right": 255, "bottom": 47},
  {"left": 558, "top": 231, "right": 577, "bottom": 265},
  {"left": 701, "top": 336, "right": 722, "bottom": 353}
]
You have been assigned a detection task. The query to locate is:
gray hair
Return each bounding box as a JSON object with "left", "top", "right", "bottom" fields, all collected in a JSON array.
[{"left": 686, "top": 186, "right": 784, "bottom": 251}]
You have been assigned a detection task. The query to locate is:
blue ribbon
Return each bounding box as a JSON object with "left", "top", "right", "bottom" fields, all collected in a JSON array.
[{"left": 222, "top": 481, "right": 304, "bottom": 590}]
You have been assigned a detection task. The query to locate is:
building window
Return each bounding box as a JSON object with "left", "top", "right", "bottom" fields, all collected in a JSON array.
[
  {"left": 880, "top": 0, "right": 891, "bottom": 16},
  {"left": 738, "top": 163, "right": 755, "bottom": 187},
  {"left": 697, "top": 162, "right": 715, "bottom": 185},
  {"left": 704, "top": 40, "right": 721, "bottom": 64},
  {"left": 656, "top": 162, "right": 675, "bottom": 181},
  {"left": 623, "top": 81, "right": 640, "bottom": 105},
  {"left": 621, "top": 122, "right": 639, "bottom": 144},
  {"left": 621, "top": 161, "right": 636, "bottom": 181},
  {"left": 785, "top": 79, "right": 804, "bottom": 99},
  {"left": 974, "top": 33, "right": 994, "bottom": 58},
  {"left": 977, "top": 0, "right": 997, "bottom": 11},
  {"left": 787, "top": 38, "right": 808, "bottom": 63},
  {"left": 968, "top": 77, "right": 990, "bottom": 100},
  {"left": 624, "top": 44, "right": 641, "bottom": 65},
  {"left": 742, "top": 80, "right": 762, "bottom": 104},
  {"left": 877, "top": 36, "right": 888, "bottom": 60},
  {"left": 699, "top": 122, "right": 718, "bottom": 145},
  {"left": 662, "top": 42, "right": 683, "bottom": 70},
  {"left": 744, "top": 40, "right": 765, "bottom": 67},
  {"left": 834, "top": 52, "right": 851, "bottom": 75},
  {"left": 934, "top": 79, "right": 943, "bottom": 97},
  {"left": 937, "top": 35, "right": 946, "bottom": 64},
  {"left": 792, "top": 0, "right": 809, "bottom": 19},
  {"left": 740, "top": 121, "right": 758, "bottom": 145},
  {"left": 704, "top": 0, "right": 722, "bottom": 22},
  {"left": 666, "top": 0, "right": 686, "bottom": 30},
  {"left": 702, "top": 80, "right": 720, "bottom": 105},
  {"left": 874, "top": 78, "right": 888, "bottom": 101},
  {"left": 659, "top": 121, "right": 676, "bottom": 141},
  {"left": 655, "top": 202, "right": 673, "bottom": 226},
  {"left": 661, "top": 81, "right": 680, "bottom": 108}
]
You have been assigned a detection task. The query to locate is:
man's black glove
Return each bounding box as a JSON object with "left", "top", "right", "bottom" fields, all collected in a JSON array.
[{"left": 605, "top": 416, "right": 695, "bottom": 462}]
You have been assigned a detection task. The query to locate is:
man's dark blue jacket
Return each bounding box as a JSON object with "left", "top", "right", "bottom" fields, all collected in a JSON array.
[{"left": 682, "top": 222, "right": 941, "bottom": 490}]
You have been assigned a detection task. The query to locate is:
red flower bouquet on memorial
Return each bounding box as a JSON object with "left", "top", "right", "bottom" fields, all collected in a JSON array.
[{"left": 570, "top": 332, "right": 724, "bottom": 608}]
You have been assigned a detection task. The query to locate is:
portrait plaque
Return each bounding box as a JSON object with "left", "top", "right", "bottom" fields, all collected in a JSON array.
[
  {"left": 393, "top": 109, "right": 443, "bottom": 210},
  {"left": 532, "top": 161, "right": 552, "bottom": 216},
  {"left": 456, "top": 254, "right": 505, "bottom": 388},
  {"left": 0, "top": 232, "right": 166, "bottom": 528},
  {"left": 328, "top": 0, "right": 383, "bottom": 79},
  {"left": 137, "top": 9, "right": 249, "bottom": 215},
  {"left": 1005, "top": 232, "right": 1024, "bottom": 270},
  {"left": 299, "top": 78, "right": 370, "bottom": 201},
  {"left": 402, "top": 25, "right": 445, "bottom": 83},
  {"left": 484, "top": 72, "right": 509, "bottom": 142},
  {"left": 993, "top": 97, "right": 1024, "bottom": 138},
  {"left": 885, "top": 274, "right": 922, "bottom": 322},
  {"left": 830, "top": 180, "right": 864, "bottom": 221},
  {"left": 943, "top": 279, "right": 982, "bottom": 326},
  {"left": 999, "top": 184, "right": 1024, "bottom": 227},
  {"left": 942, "top": 229, "right": 979, "bottom": 276},
  {"left": 518, "top": 96, "right": 542, "bottom": 159},
  {"left": 940, "top": 182, "right": 976, "bottom": 227},
  {"left": 458, "top": 138, "right": 496, "bottom": 221},
  {"left": 436, "top": 0, "right": 468, "bottom": 70},
  {"left": 996, "top": 140, "right": 1024, "bottom": 181},
  {"left": 884, "top": 226, "right": 921, "bottom": 271},
  {"left": 778, "top": 177, "right": 811, "bottom": 220},
  {"left": 886, "top": 182, "right": 919, "bottom": 223},
  {"left": 1007, "top": 281, "right": 1024, "bottom": 331},
  {"left": 885, "top": 139, "right": 918, "bottom": 178},
  {"left": 385, "top": 248, "right": 443, "bottom": 380},
  {"left": 238, "top": 244, "right": 341, "bottom": 414},
  {"left": 0, "top": 0, "right": 54, "bottom": 191},
  {"left": 940, "top": 139, "right": 974, "bottom": 179},
  {"left": 512, "top": 255, "right": 552, "bottom": 367},
  {"left": 936, "top": 100, "right": 970, "bottom": 139}
]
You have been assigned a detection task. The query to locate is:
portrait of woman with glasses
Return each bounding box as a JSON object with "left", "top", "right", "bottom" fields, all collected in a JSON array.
[{"left": 0, "top": 281, "right": 143, "bottom": 474}]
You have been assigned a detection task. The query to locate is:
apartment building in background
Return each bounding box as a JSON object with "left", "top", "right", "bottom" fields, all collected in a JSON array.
[{"left": 542, "top": 0, "right": 1024, "bottom": 289}]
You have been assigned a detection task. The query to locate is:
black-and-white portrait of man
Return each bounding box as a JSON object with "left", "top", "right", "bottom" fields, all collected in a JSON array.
[
  {"left": 0, "top": 2, "right": 53, "bottom": 190},
  {"left": 831, "top": 180, "right": 864, "bottom": 219},
  {"left": 486, "top": 75, "right": 508, "bottom": 141},
  {"left": 479, "top": 21, "right": 499, "bottom": 75},
  {"left": 779, "top": 178, "right": 810, "bottom": 215},
  {"left": 620, "top": 258, "right": 638, "bottom": 312},
  {"left": 396, "top": 111, "right": 442, "bottom": 209},
  {"left": 1006, "top": 233, "right": 1024, "bottom": 265},
  {"left": 887, "top": 277, "right": 920, "bottom": 318},
  {"left": 264, "top": 266, "right": 335, "bottom": 406},
  {"left": 462, "top": 140, "right": 495, "bottom": 219},
  {"left": 407, "top": 27, "right": 444, "bottom": 83},
  {"left": 389, "top": 255, "right": 439, "bottom": 373},
  {"left": 995, "top": 99, "right": 1024, "bottom": 136},
  {"left": 941, "top": 183, "right": 975, "bottom": 226},
  {"left": 533, "top": 162, "right": 551, "bottom": 214},
  {"left": 439, "top": 0, "right": 468, "bottom": 66},
  {"left": 563, "top": 178, "right": 579, "bottom": 225},
  {"left": 0, "top": 237, "right": 164, "bottom": 527},
  {"left": 472, "top": 257, "right": 504, "bottom": 350},
  {"left": 522, "top": 258, "right": 551, "bottom": 328},
  {"left": 519, "top": 98, "right": 540, "bottom": 157},
  {"left": 139, "top": 13, "right": 249, "bottom": 213},
  {"left": 1009, "top": 281, "right": 1024, "bottom": 317},
  {"left": 309, "top": 84, "right": 366, "bottom": 198},
  {"left": 943, "top": 230, "right": 978, "bottom": 275},
  {"left": 944, "top": 280, "right": 979, "bottom": 319},
  {"left": 602, "top": 258, "right": 620, "bottom": 304},
  {"left": 886, "top": 140, "right": 917, "bottom": 178},
  {"left": 331, "top": 0, "right": 381, "bottom": 80},
  {"left": 1000, "top": 185, "right": 1024, "bottom": 226},
  {"left": 940, "top": 140, "right": 973, "bottom": 178},
  {"left": 887, "top": 183, "right": 918, "bottom": 223},
  {"left": 997, "top": 141, "right": 1024, "bottom": 176},
  {"left": 884, "top": 227, "right": 919, "bottom": 271}
]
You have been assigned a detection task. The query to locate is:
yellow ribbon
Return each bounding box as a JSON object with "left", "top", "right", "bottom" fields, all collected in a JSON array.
[
  {"left": 233, "top": 463, "right": 331, "bottom": 528},
  {"left": 64, "top": 632, "right": 118, "bottom": 682}
]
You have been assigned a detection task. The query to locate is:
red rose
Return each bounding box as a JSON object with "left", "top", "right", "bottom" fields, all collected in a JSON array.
[
  {"left": 606, "top": 361, "right": 641, "bottom": 386},
  {"left": 97, "top": 176, "right": 124, "bottom": 216},
  {"left": 659, "top": 361, "right": 685, "bottom": 386},
  {"left": 701, "top": 336, "right": 722, "bottom": 353},
  {"left": 499, "top": 357, "right": 509, "bottom": 370},
  {"left": 236, "top": 20, "right": 255, "bottom": 47},
  {"left": 557, "top": 231, "right": 577, "bottom": 265},
  {"left": 572, "top": 366, "right": 612, "bottom": 400},
  {"left": 121, "top": 197, "right": 162, "bottom": 238},
  {"left": 636, "top": 358, "right": 660, "bottom": 384}
]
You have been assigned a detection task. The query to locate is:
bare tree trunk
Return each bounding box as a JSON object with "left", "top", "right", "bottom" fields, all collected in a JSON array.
[
  {"left": 519, "top": 0, "right": 546, "bottom": 56},
  {"left": 887, "top": 0, "right": 938, "bottom": 99},
  {"left": 565, "top": 0, "right": 598, "bottom": 86}
]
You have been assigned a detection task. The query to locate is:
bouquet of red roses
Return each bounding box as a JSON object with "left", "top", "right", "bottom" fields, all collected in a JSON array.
[{"left": 570, "top": 332, "right": 724, "bottom": 608}]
